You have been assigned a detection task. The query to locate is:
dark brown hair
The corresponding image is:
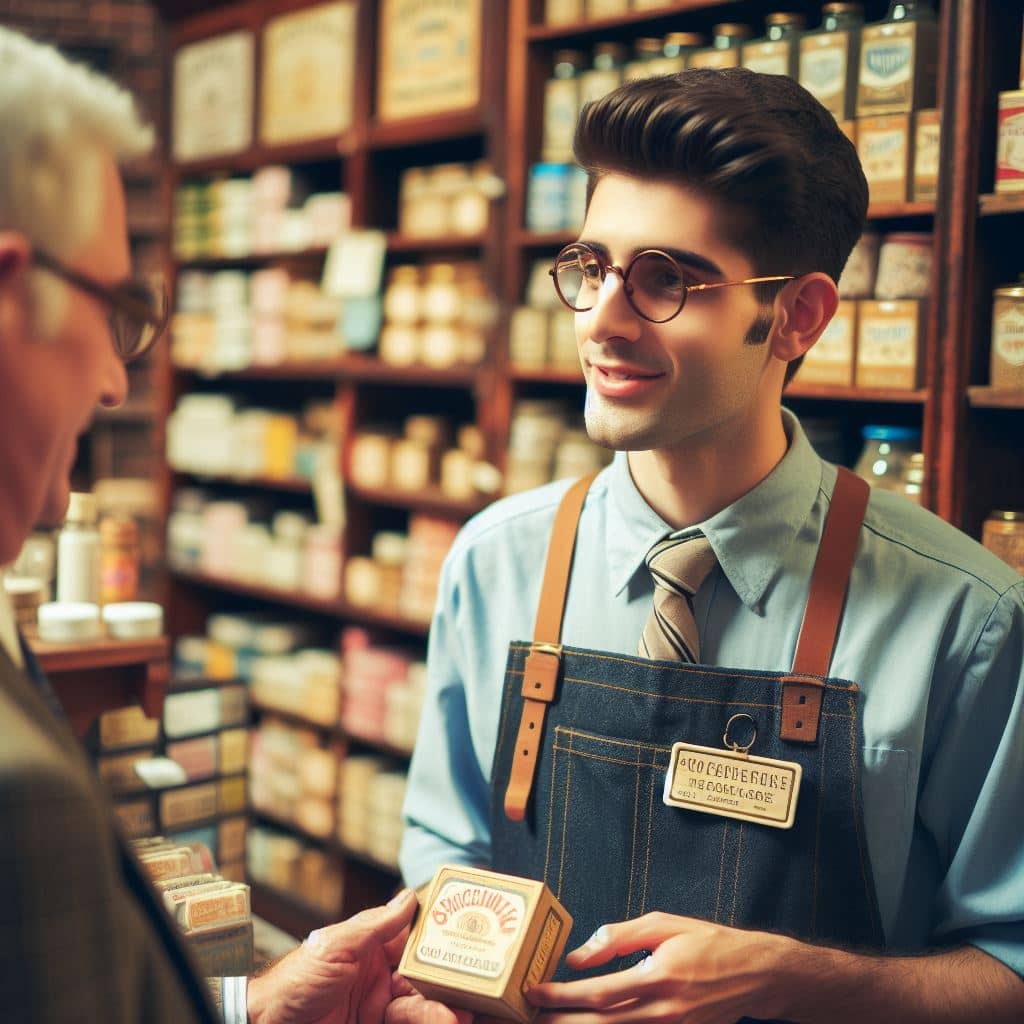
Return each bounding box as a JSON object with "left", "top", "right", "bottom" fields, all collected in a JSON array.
[{"left": 574, "top": 68, "right": 868, "bottom": 383}]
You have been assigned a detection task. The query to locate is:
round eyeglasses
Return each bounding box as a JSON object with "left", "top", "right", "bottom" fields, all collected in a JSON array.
[{"left": 549, "top": 242, "right": 794, "bottom": 324}]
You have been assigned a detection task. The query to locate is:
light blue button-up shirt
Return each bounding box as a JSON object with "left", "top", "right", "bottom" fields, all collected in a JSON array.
[{"left": 400, "top": 410, "right": 1024, "bottom": 976}]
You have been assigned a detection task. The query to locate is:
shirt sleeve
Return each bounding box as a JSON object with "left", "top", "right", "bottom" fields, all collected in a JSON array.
[
  {"left": 205, "top": 976, "right": 246, "bottom": 1024},
  {"left": 399, "top": 543, "right": 493, "bottom": 889},
  {"left": 918, "top": 579, "right": 1024, "bottom": 977}
]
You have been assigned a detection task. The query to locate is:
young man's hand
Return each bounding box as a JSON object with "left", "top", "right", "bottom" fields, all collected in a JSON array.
[
  {"left": 247, "top": 888, "right": 470, "bottom": 1024},
  {"left": 525, "top": 912, "right": 791, "bottom": 1024}
]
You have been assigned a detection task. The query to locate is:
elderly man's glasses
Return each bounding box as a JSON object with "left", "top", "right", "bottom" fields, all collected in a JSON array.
[
  {"left": 550, "top": 242, "right": 794, "bottom": 324},
  {"left": 32, "top": 249, "right": 169, "bottom": 363}
]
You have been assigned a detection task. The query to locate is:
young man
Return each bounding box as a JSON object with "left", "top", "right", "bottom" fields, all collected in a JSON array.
[
  {"left": 0, "top": 27, "right": 463, "bottom": 1024},
  {"left": 400, "top": 70, "right": 1024, "bottom": 1021}
]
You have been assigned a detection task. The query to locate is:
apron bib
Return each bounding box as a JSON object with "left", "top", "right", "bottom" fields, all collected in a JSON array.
[{"left": 489, "top": 468, "right": 884, "bottom": 1021}]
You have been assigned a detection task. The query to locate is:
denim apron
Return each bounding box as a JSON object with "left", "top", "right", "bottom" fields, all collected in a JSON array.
[{"left": 489, "top": 468, "right": 883, "bottom": 1020}]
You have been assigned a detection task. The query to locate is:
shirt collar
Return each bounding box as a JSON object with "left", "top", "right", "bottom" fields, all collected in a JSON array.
[
  {"left": 605, "top": 409, "right": 824, "bottom": 609},
  {"left": 0, "top": 581, "right": 25, "bottom": 669}
]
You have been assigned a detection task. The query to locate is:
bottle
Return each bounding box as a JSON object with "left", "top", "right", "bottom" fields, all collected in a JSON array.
[
  {"left": 542, "top": 50, "right": 587, "bottom": 163},
  {"left": 741, "top": 12, "right": 807, "bottom": 78},
  {"left": 99, "top": 515, "right": 140, "bottom": 605},
  {"left": 688, "top": 24, "right": 755, "bottom": 70},
  {"left": 856, "top": 0, "right": 938, "bottom": 116},
  {"left": 623, "top": 37, "right": 665, "bottom": 82},
  {"left": 852, "top": 425, "right": 921, "bottom": 491},
  {"left": 799, "top": 3, "right": 865, "bottom": 119},
  {"left": 579, "top": 43, "right": 629, "bottom": 107},
  {"left": 57, "top": 492, "right": 101, "bottom": 605},
  {"left": 651, "top": 32, "right": 708, "bottom": 75}
]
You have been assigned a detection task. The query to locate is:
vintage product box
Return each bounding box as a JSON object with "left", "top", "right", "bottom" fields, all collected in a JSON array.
[
  {"left": 856, "top": 299, "right": 923, "bottom": 389},
  {"left": 799, "top": 300, "right": 857, "bottom": 386},
  {"left": 913, "top": 110, "right": 941, "bottom": 202},
  {"left": 995, "top": 90, "right": 1024, "bottom": 194},
  {"left": 857, "top": 114, "right": 912, "bottom": 204},
  {"left": 856, "top": 16, "right": 937, "bottom": 116},
  {"left": 799, "top": 24, "right": 859, "bottom": 120},
  {"left": 399, "top": 865, "right": 573, "bottom": 1023}
]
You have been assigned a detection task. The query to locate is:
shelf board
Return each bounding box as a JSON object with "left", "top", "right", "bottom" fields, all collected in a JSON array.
[
  {"left": 967, "top": 386, "right": 1024, "bottom": 409},
  {"left": 175, "top": 247, "right": 329, "bottom": 270},
  {"left": 386, "top": 232, "right": 486, "bottom": 252},
  {"left": 175, "top": 355, "right": 479, "bottom": 387},
  {"left": 250, "top": 702, "right": 414, "bottom": 760},
  {"left": 510, "top": 365, "right": 582, "bottom": 385},
  {"left": 367, "top": 109, "right": 486, "bottom": 149},
  {"left": 867, "top": 201, "right": 935, "bottom": 219},
  {"left": 785, "top": 383, "right": 928, "bottom": 403},
  {"left": 347, "top": 483, "right": 488, "bottom": 518},
  {"left": 250, "top": 880, "right": 336, "bottom": 936},
  {"left": 527, "top": 2, "right": 715, "bottom": 41},
  {"left": 515, "top": 229, "right": 576, "bottom": 249},
  {"left": 25, "top": 630, "right": 169, "bottom": 674},
  {"left": 978, "top": 193, "right": 1024, "bottom": 216},
  {"left": 170, "top": 567, "right": 431, "bottom": 635},
  {"left": 173, "top": 136, "right": 353, "bottom": 179},
  {"left": 173, "top": 470, "right": 313, "bottom": 494}
]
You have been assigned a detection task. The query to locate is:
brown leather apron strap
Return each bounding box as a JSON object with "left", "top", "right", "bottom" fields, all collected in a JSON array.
[
  {"left": 781, "top": 466, "right": 870, "bottom": 744},
  {"left": 504, "top": 472, "right": 598, "bottom": 822}
]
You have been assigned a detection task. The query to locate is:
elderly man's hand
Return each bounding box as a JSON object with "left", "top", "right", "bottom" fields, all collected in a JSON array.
[{"left": 247, "top": 888, "right": 467, "bottom": 1024}]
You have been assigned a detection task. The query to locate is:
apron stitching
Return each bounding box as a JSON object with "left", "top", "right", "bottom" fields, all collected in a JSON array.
[
  {"left": 545, "top": 727, "right": 561, "bottom": 888},
  {"left": 507, "top": 646, "right": 860, "bottom": 692},
  {"left": 641, "top": 753, "right": 656, "bottom": 915},
  {"left": 811, "top": 722, "right": 829, "bottom": 939},
  {"left": 730, "top": 823, "right": 745, "bottom": 927},
  {"left": 559, "top": 726, "right": 668, "bottom": 753},
  {"left": 714, "top": 819, "right": 729, "bottom": 923},
  {"left": 556, "top": 728, "right": 573, "bottom": 898},
  {"left": 626, "top": 745, "right": 641, "bottom": 918},
  {"left": 553, "top": 745, "right": 669, "bottom": 769},
  {"left": 848, "top": 706, "right": 882, "bottom": 945}
]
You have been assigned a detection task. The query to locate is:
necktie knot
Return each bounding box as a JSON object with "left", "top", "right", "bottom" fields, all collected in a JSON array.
[{"left": 639, "top": 532, "right": 718, "bottom": 663}]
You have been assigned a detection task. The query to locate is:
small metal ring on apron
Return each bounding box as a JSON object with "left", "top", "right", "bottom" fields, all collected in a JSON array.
[{"left": 723, "top": 713, "right": 757, "bottom": 754}]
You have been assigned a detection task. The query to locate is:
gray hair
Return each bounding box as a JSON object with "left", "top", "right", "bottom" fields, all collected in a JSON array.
[{"left": 0, "top": 27, "right": 154, "bottom": 331}]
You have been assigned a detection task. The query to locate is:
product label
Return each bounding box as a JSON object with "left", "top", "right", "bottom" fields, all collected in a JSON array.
[
  {"left": 994, "top": 305, "right": 1024, "bottom": 367},
  {"left": 578, "top": 69, "right": 621, "bottom": 109},
  {"left": 542, "top": 79, "right": 580, "bottom": 163},
  {"left": 522, "top": 910, "right": 565, "bottom": 993},
  {"left": 799, "top": 36, "right": 848, "bottom": 111},
  {"left": 860, "top": 125, "right": 908, "bottom": 183},
  {"left": 914, "top": 114, "right": 941, "bottom": 196},
  {"left": 997, "top": 110, "right": 1024, "bottom": 178},
  {"left": 860, "top": 316, "right": 917, "bottom": 366},
  {"left": 812, "top": 310, "right": 854, "bottom": 363},
  {"left": 688, "top": 50, "right": 740, "bottom": 70},
  {"left": 859, "top": 26, "right": 915, "bottom": 109},
  {"left": 743, "top": 42, "right": 790, "bottom": 76},
  {"left": 416, "top": 879, "right": 527, "bottom": 979}
]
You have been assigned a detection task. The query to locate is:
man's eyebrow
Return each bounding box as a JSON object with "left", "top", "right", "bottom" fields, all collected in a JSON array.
[{"left": 578, "top": 239, "right": 724, "bottom": 278}]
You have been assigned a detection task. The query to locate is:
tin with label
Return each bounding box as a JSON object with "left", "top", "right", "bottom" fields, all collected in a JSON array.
[
  {"left": 857, "top": 114, "right": 911, "bottom": 204},
  {"left": 399, "top": 865, "right": 573, "bottom": 1023},
  {"left": 800, "top": 300, "right": 857, "bottom": 385},
  {"left": 856, "top": 298, "right": 923, "bottom": 389},
  {"left": 996, "top": 90, "right": 1024, "bottom": 194},
  {"left": 990, "top": 284, "right": 1024, "bottom": 389}
]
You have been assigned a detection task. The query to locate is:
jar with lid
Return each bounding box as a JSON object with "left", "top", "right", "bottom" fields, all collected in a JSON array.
[
  {"left": 57, "top": 492, "right": 100, "bottom": 605},
  {"left": 799, "top": 3, "right": 865, "bottom": 119},
  {"left": 901, "top": 451, "right": 926, "bottom": 504},
  {"left": 741, "top": 13, "right": 807, "bottom": 78},
  {"left": 689, "top": 24, "right": 754, "bottom": 70},
  {"left": 875, "top": 233, "right": 933, "bottom": 299},
  {"left": 99, "top": 515, "right": 140, "bottom": 605},
  {"left": 990, "top": 279, "right": 1024, "bottom": 389},
  {"left": 857, "top": 0, "right": 938, "bottom": 116},
  {"left": 623, "top": 37, "right": 664, "bottom": 81},
  {"left": 579, "top": 42, "right": 629, "bottom": 107},
  {"left": 542, "top": 50, "right": 586, "bottom": 164},
  {"left": 383, "top": 266, "right": 422, "bottom": 326},
  {"left": 852, "top": 425, "right": 921, "bottom": 491},
  {"left": 422, "top": 263, "right": 461, "bottom": 324},
  {"left": 644, "top": 32, "right": 708, "bottom": 76},
  {"left": 982, "top": 511, "right": 1024, "bottom": 575}
]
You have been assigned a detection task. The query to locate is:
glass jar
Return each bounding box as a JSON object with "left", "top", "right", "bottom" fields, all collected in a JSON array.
[
  {"left": 982, "top": 511, "right": 1024, "bottom": 575},
  {"left": 542, "top": 49, "right": 586, "bottom": 164},
  {"left": 852, "top": 425, "right": 921, "bottom": 491},
  {"left": 901, "top": 451, "right": 926, "bottom": 504},
  {"left": 579, "top": 42, "right": 629, "bottom": 106}
]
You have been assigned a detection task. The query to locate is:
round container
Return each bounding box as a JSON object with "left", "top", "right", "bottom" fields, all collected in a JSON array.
[
  {"left": 875, "top": 233, "right": 933, "bottom": 299},
  {"left": 383, "top": 266, "right": 422, "bottom": 325},
  {"left": 99, "top": 516, "right": 139, "bottom": 605},
  {"left": 990, "top": 284, "right": 1024, "bottom": 389},
  {"left": 422, "top": 264, "right": 460, "bottom": 324},
  {"left": 981, "top": 511, "right": 1024, "bottom": 575},
  {"left": 38, "top": 601, "right": 102, "bottom": 643},
  {"left": 57, "top": 492, "right": 100, "bottom": 605},
  {"left": 852, "top": 425, "right": 921, "bottom": 492},
  {"left": 102, "top": 601, "right": 164, "bottom": 639}
]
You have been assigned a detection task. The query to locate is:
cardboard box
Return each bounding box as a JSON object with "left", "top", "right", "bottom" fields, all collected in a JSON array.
[
  {"left": 856, "top": 299, "right": 923, "bottom": 389},
  {"left": 399, "top": 865, "right": 572, "bottom": 1023},
  {"left": 800, "top": 300, "right": 857, "bottom": 386},
  {"left": 995, "top": 90, "right": 1024, "bottom": 194},
  {"left": 857, "top": 114, "right": 911, "bottom": 204},
  {"left": 913, "top": 110, "right": 941, "bottom": 202}
]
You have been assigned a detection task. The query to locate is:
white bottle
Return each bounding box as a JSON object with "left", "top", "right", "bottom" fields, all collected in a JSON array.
[{"left": 57, "top": 492, "right": 101, "bottom": 605}]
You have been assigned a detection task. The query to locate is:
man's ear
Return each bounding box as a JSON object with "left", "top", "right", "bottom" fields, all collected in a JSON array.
[
  {"left": 769, "top": 273, "right": 840, "bottom": 363},
  {"left": 0, "top": 232, "right": 31, "bottom": 283},
  {"left": 0, "top": 233, "right": 33, "bottom": 338}
]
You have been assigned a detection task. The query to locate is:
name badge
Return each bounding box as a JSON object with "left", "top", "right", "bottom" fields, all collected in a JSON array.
[{"left": 663, "top": 738, "right": 802, "bottom": 830}]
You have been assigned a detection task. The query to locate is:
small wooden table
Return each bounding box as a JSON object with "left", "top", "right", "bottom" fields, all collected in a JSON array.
[{"left": 24, "top": 628, "right": 170, "bottom": 740}]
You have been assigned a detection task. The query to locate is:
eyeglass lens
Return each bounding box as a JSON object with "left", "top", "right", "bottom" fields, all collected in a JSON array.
[
  {"left": 553, "top": 245, "right": 688, "bottom": 322},
  {"left": 109, "top": 280, "right": 167, "bottom": 361}
]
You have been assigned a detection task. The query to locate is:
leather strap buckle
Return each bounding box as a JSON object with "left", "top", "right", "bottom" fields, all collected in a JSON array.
[
  {"left": 521, "top": 643, "right": 562, "bottom": 701},
  {"left": 780, "top": 674, "right": 825, "bottom": 744}
]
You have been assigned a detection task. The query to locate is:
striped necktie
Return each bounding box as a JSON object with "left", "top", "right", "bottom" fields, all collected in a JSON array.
[{"left": 638, "top": 533, "right": 718, "bottom": 662}]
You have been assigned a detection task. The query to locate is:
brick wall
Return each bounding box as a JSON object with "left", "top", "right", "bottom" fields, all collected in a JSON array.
[{"left": 0, "top": 0, "right": 168, "bottom": 482}]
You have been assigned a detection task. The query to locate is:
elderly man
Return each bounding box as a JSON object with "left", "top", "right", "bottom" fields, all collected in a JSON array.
[{"left": 0, "top": 26, "right": 455, "bottom": 1024}]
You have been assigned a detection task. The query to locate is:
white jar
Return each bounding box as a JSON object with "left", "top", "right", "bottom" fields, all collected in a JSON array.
[{"left": 56, "top": 492, "right": 100, "bottom": 605}]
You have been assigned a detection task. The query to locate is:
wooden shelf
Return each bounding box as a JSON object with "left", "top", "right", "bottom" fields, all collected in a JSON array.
[
  {"left": 510, "top": 365, "right": 582, "bottom": 385},
  {"left": 175, "top": 247, "right": 329, "bottom": 270},
  {"left": 173, "top": 135, "right": 354, "bottom": 179},
  {"left": 867, "top": 201, "right": 936, "bottom": 219},
  {"left": 249, "top": 702, "right": 414, "bottom": 760},
  {"left": 967, "top": 387, "right": 1024, "bottom": 409},
  {"left": 170, "top": 567, "right": 431, "bottom": 636},
  {"left": 347, "top": 483, "right": 488, "bottom": 518},
  {"left": 26, "top": 632, "right": 169, "bottom": 675},
  {"left": 785, "top": 383, "right": 928, "bottom": 404},
  {"left": 515, "top": 229, "right": 575, "bottom": 249},
  {"left": 173, "top": 470, "right": 313, "bottom": 494},
  {"left": 386, "top": 232, "right": 486, "bottom": 252},
  {"left": 175, "top": 355, "right": 480, "bottom": 387},
  {"left": 978, "top": 193, "right": 1024, "bottom": 216},
  {"left": 527, "top": 2, "right": 714, "bottom": 41},
  {"left": 250, "top": 880, "right": 335, "bottom": 937},
  {"left": 367, "top": 109, "right": 486, "bottom": 149}
]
